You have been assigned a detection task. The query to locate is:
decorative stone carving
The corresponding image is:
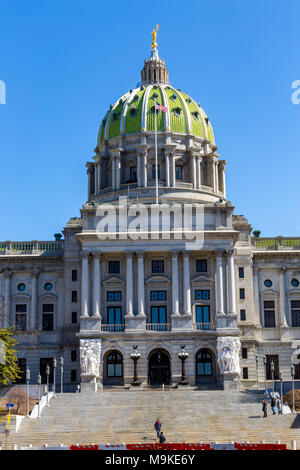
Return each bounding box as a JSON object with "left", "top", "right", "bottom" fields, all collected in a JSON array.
[
  {"left": 217, "top": 337, "right": 241, "bottom": 375},
  {"left": 80, "top": 339, "right": 102, "bottom": 376}
]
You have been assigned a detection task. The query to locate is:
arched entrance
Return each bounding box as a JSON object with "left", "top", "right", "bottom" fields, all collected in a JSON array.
[
  {"left": 195, "top": 348, "right": 216, "bottom": 385},
  {"left": 148, "top": 349, "right": 171, "bottom": 385},
  {"left": 103, "top": 350, "right": 124, "bottom": 386}
]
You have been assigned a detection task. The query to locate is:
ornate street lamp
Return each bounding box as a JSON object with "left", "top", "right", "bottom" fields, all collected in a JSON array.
[
  {"left": 178, "top": 345, "right": 189, "bottom": 386},
  {"left": 271, "top": 361, "right": 275, "bottom": 394},
  {"left": 130, "top": 345, "right": 141, "bottom": 386},
  {"left": 279, "top": 371, "right": 283, "bottom": 415},
  {"left": 291, "top": 364, "right": 296, "bottom": 414},
  {"left": 53, "top": 358, "right": 57, "bottom": 396},
  {"left": 46, "top": 364, "right": 50, "bottom": 407},
  {"left": 255, "top": 354, "right": 259, "bottom": 390},
  {"left": 37, "top": 374, "right": 41, "bottom": 418},
  {"left": 26, "top": 368, "right": 30, "bottom": 417},
  {"left": 263, "top": 355, "right": 267, "bottom": 393},
  {"left": 60, "top": 356, "right": 64, "bottom": 394}
]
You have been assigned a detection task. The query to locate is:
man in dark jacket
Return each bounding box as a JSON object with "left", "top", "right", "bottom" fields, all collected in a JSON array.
[
  {"left": 154, "top": 418, "right": 161, "bottom": 439},
  {"left": 159, "top": 432, "right": 166, "bottom": 444},
  {"left": 262, "top": 400, "right": 267, "bottom": 418}
]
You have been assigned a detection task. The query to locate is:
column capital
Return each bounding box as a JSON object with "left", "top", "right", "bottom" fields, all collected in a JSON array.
[
  {"left": 216, "top": 249, "right": 225, "bottom": 258},
  {"left": 93, "top": 252, "right": 102, "bottom": 259},
  {"left": 171, "top": 249, "right": 180, "bottom": 257},
  {"left": 279, "top": 265, "right": 287, "bottom": 273},
  {"left": 125, "top": 250, "right": 134, "bottom": 258},
  {"left": 31, "top": 267, "right": 41, "bottom": 278},
  {"left": 4, "top": 269, "right": 12, "bottom": 279},
  {"left": 81, "top": 252, "right": 90, "bottom": 260},
  {"left": 136, "top": 250, "right": 145, "bottom": 258},
  {"left": 225, "top": 249, "right": 234, "bottom": 257}
]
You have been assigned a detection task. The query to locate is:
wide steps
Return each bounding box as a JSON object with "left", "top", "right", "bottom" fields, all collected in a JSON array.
[{"left": 3, "top": 390, "right": 300, "bottom": 450}]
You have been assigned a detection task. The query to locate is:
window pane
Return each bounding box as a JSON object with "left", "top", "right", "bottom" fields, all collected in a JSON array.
[
  {"left": 151, "top": 307, "right": 158, "bottom": 323},
  {"left": 204, "top": 363, "right": 212, "bottom": 375},
  {"left": 196, "top": 260, "right": 207, "bottom": 273},
  {"left": 108, "top": 308, "right": 115, "bottom": 324},
  {"left": 115, "top": 364, "right": 122, "bottom": 377},
  {"left": 159, "top": 307, "right": 166, "bottom": 323},
  {"left": 115, "top": 307, "right": 122, "bottom": 325},
  {"left": 107, "top": 364, "right": 115, "bottom": 377}
]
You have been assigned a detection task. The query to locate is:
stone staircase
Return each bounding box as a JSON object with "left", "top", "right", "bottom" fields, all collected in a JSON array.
[{"left": 2, "top": 389, "right": 300, "bottom": 450}]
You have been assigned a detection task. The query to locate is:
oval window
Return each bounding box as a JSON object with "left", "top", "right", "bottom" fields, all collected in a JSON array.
[
  {"left": 264, "top": 279, "right": 272, "bottom": 288},
  {"left": 17, "top": 283, "right": 26, "bottom": 292},
  {"left": 44, "top": 282, "right": 53, "bottom": 291},
  {"left": 291, "top": 279, "right": 299, "bottom": 287}
]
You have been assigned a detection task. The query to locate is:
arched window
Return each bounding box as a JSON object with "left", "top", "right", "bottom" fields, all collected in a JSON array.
[
  {"left": 196, "top": 349, "right": 212, "bottom": 377},
  {"left": 107, "top": 351, "right": 123, "bottom": 377}
]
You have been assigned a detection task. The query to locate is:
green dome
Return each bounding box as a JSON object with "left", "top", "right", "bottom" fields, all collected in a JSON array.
[{"left": 97, "top": 84, "right": 215, "bottom": 147}]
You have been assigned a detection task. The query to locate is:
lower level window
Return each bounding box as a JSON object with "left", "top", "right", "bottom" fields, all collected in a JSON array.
[
  {"left": 291, "top": 300, "right": 300, "bottom": 327},
  {"left": 15, "top": 358, "right": 27, "bottom": 384},
  {"left": 266, "top": 355, "right": 279, "bottom": 380},
  {"left": 151, "top": 306, "right": 167, "bottom": 330},
  {"left": 71, "top": 370, "right": 77, "bottom": 382},
  {"left": 16, "top": 314, "right": 27, "bottom": 331},
  {"left": 264, "top": 301, "right": 275, "bottom": 327},
  {"left": 196, "top": 350, "right": 212, "bottom": 376},
  {"left": 107, "top": 351, "right": 123, "bottom": 377},
  {"left": 242, "top": 368, "right": 248, "bottom": 379},
  {"left": 107, "top": 307, "right": 122, "bottom": 331},
  {"left": 195, "top": 305, "right": 210, "bottom": 329},
  {"left": 43, "top": 314, "right": 53, "bottom": 331}
]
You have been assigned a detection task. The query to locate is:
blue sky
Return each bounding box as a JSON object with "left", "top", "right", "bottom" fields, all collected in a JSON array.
[{"left": 0, "top": 0, "right": 300, "bottom": 240}]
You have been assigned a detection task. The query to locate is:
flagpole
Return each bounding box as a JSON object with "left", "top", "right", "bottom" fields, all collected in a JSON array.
[{"left": 155, "top": 102, "right": 159, "bottom": 205}]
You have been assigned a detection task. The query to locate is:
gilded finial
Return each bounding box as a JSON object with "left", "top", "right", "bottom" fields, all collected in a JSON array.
[{"left": 151, "top": 24, "right": 159, "bottom": 49}]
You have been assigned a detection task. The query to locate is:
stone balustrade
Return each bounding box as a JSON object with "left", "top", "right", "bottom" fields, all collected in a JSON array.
[
  {"left": 252, "top": 237, "right": 300, "bottom": 250},
  {"left": 0, "top": 240, "right": 63, "bottom": 256}
]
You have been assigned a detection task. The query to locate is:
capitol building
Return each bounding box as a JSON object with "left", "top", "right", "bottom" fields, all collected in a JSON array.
[{"left": 1, "top": 38, "right": 300, "bottom": 392}]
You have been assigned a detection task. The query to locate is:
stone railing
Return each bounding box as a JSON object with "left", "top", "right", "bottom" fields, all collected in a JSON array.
[
  {"left": 0, "top": 240, "right": 63, "bottom": 256},
  {"left": 252, "top": 237, "right": 300, "bottom": 250},
  {"left": 146, "top": 323, "right": 171, "bottom": 331},
  {"left": 192, "top": 322, "right": 216, "bottom": 331},
  {"left": 100, "top": 324, "right": 125, "bottom": 332}
]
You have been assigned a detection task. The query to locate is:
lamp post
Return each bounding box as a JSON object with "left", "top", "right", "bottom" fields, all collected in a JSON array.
[
  {"left": 263, "top": 355, "right": 267, "bottom": 393},
  {"left": 26, "top": 368, "right": 30, "bottom": 417},
  {"left": 271, "top": 361, "right": 275, "bottom": 394},
  {"left": 291, "top": 365, "right": 296, "bottom": 414},
  {"left": 255, "top": 354, "right": 259, "bottom": 390},
  {"left": 46, "top": 364, "right": 50, "bottom": 407},
  {"left": 37, "top": 374, "right": 41, "bottom": 418},
  {"left": 279, "top": 371, "right": 283, "bottom": 415},
  {"left": 60, "top": 356, "right": 64, "bottom": 394},
  {"left": 53, "top": 358, "right": 57, "bottom": 396},
  {"left": 130, "top": 345, "right": 141, "bottom": 386},
  {"left": 178, "top": 345, "right": 189, "bottom": 386}
]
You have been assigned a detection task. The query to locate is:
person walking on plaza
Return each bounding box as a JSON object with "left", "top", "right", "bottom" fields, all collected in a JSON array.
[
  {"left": 276, "top": 397, "right": 282, "bottom": 415},
  {"left": 154, "top": 418, "right": 161, "bottom": 439},
  {"left": 271, "top": 396, "right": 276, "bottom": 415},
  {"left": 262, "top": 399, "right": 268, "bottom": 418},
  {"left": 159, "top": 432, "right": 166, "bottom": 444}
]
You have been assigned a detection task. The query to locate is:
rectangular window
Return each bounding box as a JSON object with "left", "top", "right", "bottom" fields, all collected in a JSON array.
[
  {"left": 151, "top": 306, "right": 167, "bottom": 330},
  {"left": 196, "top": 259, "right": 207, "bottom": 273},
  {"left": 240, "top": 309, "right": 246, "bottom": 321},
  {"left": 266, "top": 355, "right": 279, "bottom": 380},
  {"left": 239, "top": 288, "right": 245, "bottom": 299},
  {"left": 16, "top": 304, "right": 27, "bottom": 313},
  {"left": 15, "top": 358, "right": 27, "bottom": 384},
  {"left": 152, "top": 164, "right": 160, "bottom": 179},
  {"left": 291, "top": 300, "right": 300, "bottom": 327},
  {"left": 242, "top": 348, "right": 248, "bottom": 359},
  {"left": 71, "top": 350, "right": 77, "bottom": 362},
  {"left": 264, "top": 301, "right": 275, "bottom": 327},
  {"left": 109, "top": 261, "right": 120, "bottom": 274},
  {"left": 152, "top": 260, "right": 164, "bottom": 273},
  {"left": 72, "top": 291, "right": 77, "bottom": 303},
  {"left": 150, "top": 291, "right": 167, "bottom": 301},
  {"left": 71, "top": 370, "right": 77, "bottom": 382},
  {"left": 107, "top": 291, "right": 122, "bottom": 302},
  {"left": 42, "top": 304, "right": 54, "bottom": 313},
  {"left": 242, "top": 368, "right": 248, "bottom": 379},
  {"left": 42, "top": 314, "right": 53, "bottom": 331},
  {"left": 239, "top": 267, "right": 244, "bottom": 278},
  {"left": 15, "top": 314, "right": 27, "bottom": 331},
  {"left": 107, "top": 307, "right": 123, "bottom": 331},
  {"left": 175, "top": 166, "right": 182, "bottom": 180},
  {"left": 195, "top": 290, "right": 210, "bottom": 300},
  {"left": 72, "top": 312, "right": 77, "bottom": 324},
  {"left": 130, "top": 166, "right": 137, "bottom": 182},
  {"left": 195, "top": 305, "right": 211, "bottom": 330},
  {"left": 72, "top": 270, "right": 78, "bottom": 281}
]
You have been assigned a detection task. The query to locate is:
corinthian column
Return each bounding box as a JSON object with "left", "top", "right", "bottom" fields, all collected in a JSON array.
[
  {"left": 137, "top": 251, "right": 145, "bottom": 316},
  {"left": 93, "top": 253, "right": 101, "bottom": 317},
  {"left": 279, "top": 267, "right": 288, "bottom": 327},
  {"left": 81, "top": 253, "right": 90, "bottom": 317},
  {"left": 165, "top": 154, "right": 170, "bottom": 187},
  {"left": 172, "top": 251, "right": 180, "bottom": 315},
  {"left": 216, "top": 251, "right": 225, "bottom": 315},
  {"left": 31, "top": 269, "right": 39, "bottom": 329},
  {"left": 183, "top": 253, "right": 191, "bottom": 315},
  {"left": 253, "top": 267, "right": 262, "bottom": 326},
  {"left": 126, "top": 252, "right": 134, "bottom": 316},
  {"left": 227, "top": 250, "right": 236, "bottom": 315},
  {"left": 197, "top": 156, "right": 202, "bottom": 190},
  {"left": 4, "top": 270, "right": 11, "bottom": 328}
]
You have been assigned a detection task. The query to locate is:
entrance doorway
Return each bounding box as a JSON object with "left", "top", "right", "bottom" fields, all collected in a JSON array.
[
  {"left": 148, "top": 349, "right": 171, "bottom": 385},
  {"left": 195, "top": 348, "right": 216, "bottom": 385}
]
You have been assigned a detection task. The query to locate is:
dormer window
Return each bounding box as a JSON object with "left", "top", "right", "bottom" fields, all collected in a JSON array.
[
  {"left": 192, "top": 111, "right": 199, "bottom": 120},
  {"left": 173, "top": 107, "right": 182, "bottom": 117},
  {"left": 152, "top": 92, "right": 159, "bottom": 100},
  {"left": 170, "top": 93, "right": 177, "bottom": 101},
  {"left": 112, "top": 112, "right": 119, "bottom": 121},
  {"left": 130, "top": 107, "right": 138, "bottom": 117},
  {"left": 133, "top": 95, "right": 139, "bottom": 102}
]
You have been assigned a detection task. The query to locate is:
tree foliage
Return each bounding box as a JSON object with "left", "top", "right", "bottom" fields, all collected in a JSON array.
[{"left": 0, "top": 328, "right": 21, "bottom": 385}]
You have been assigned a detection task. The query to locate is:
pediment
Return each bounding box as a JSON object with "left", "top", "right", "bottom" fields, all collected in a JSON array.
[
  {"left": 287, "top": 289, "right": 300, "bottom": 296},
  {"left": 191, "top": 274, "right": 213, "bottom": 285},
  {"left": 261, "top": 288, "right": 279, "bottom": 297},
  {"left": 12, "top": 293, "right": 31, "bottom": 301},
  {"left": 145, "top": 275, "right": 171, "bottom": 285},
  {"left": 39, "top": 293, "right": 58, "bottom": 300},
  {"left": 102, "top": 276, "right": 125, "bottom": 286}
]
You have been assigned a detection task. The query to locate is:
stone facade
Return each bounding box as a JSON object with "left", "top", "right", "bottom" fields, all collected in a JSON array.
[{"left": 1, "top": 46, "right": 300, "bottom": 392}]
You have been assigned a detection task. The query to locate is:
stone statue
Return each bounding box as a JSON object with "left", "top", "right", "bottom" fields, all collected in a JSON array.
[
  {"left": 151, "top": 24, "right": 159, "bottom": 49},
  {"left": 217, "top": 337, "right": 241, "bottom": 375},
  {"left": 80, "top": 339, "right": 101, "bottom": 376}
]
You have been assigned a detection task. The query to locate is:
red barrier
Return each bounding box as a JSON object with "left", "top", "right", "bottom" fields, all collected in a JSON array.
[
  {"left": 126, "top": 444, "right": 156, "bottom": 450},
  {"left": 234, "top": 443, "right": 287, "bottom": 451},
  {"left": 183, "top": 443, "right": 212, "bottom": 450},
  {"left": 70, "top": 445, "right": 99, "bottom": 450}
]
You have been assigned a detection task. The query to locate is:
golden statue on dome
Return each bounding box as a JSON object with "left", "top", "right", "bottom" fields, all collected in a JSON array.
[{"left": 151, "top": 24, "right": 159, "bottom": 49}]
